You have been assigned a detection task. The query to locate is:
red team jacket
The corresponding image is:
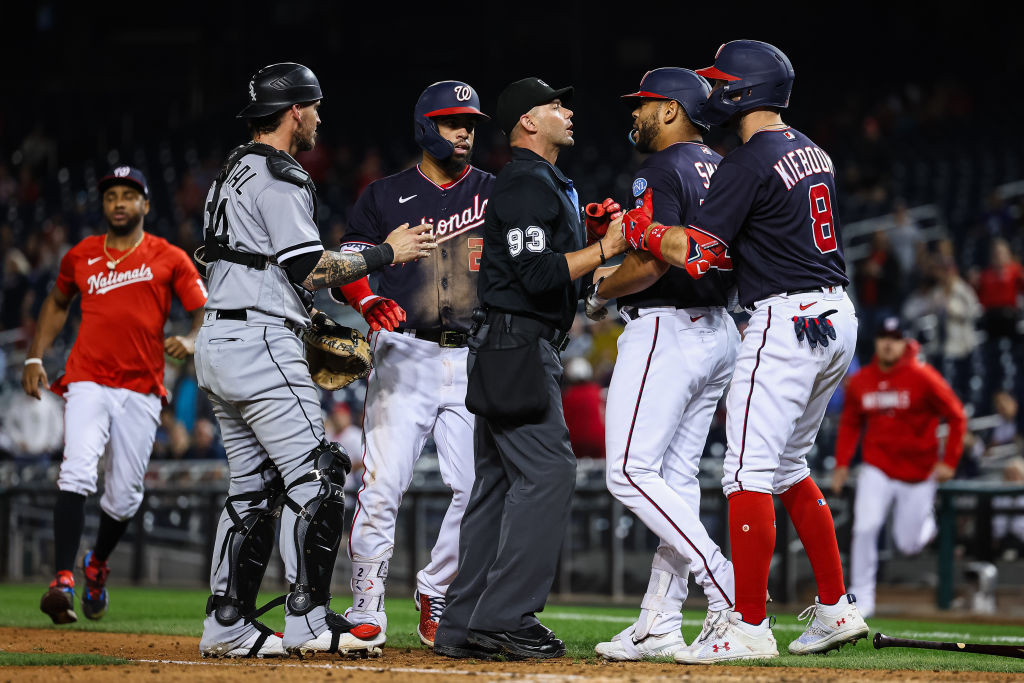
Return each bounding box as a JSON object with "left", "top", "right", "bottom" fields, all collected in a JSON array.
[{"left": 835, "top": 340, "right": 967, "bottom": 482}]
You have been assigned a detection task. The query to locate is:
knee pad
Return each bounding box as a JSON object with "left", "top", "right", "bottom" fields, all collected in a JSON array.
[
  {"left": 208, "top": 462, "right": 285, "bottom": 626},
  {"left": 285, "top": 440, "right": 351, "bottom": 616}
]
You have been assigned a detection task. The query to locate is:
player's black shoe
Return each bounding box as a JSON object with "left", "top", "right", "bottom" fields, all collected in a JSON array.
[{"left": 467, "top": 623, "right": 566, "bottom": 659}]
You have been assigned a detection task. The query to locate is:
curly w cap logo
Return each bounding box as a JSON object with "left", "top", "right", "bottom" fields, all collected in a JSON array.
[{"left": 113, "top": 166, "right": 132, "bottom": 177}]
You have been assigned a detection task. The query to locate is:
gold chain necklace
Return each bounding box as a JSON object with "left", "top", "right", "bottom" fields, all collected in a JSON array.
[{"left": 103, "top": 232, "right": 145, "bottom": 271}]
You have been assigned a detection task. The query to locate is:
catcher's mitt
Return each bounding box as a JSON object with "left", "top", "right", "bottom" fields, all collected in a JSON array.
[{"left": 303, "top": 311, "right": 372, "bottom": 390}]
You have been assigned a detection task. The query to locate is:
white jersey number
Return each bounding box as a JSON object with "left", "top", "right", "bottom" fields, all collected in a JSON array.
[{"left": 507, "top": 226, "right": 546, "bottom": 257}]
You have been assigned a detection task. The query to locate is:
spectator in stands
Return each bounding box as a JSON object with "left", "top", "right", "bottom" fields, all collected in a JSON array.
[
  {"left": 853, "top": 230, "right": 903, "bottom": 362},
  {"left": 326, "top": 401, "right": 363, "bottom": 492},
  {"left": 0, "top": 385, "right": 64, "bottom": 459},
  {"left": 886, "top": 199, "right": 926, "bottom": 279},
  {"left": 993, "top": 456, "right": 1024, "bottom": 560},
  {"left": 972, "top": 238, "right": 1024, "bottom": 340},
  {"left": 932, "top": 248, "right": 982, "bottom": 401},
  {"left": 831, "top": 315, "right": 966, "bottom": 618},
  {"left": 985, "top": 390, "right": 1022, "bottom": 457},
  {"left": 185, "top": 418, "right": 225, "bottom": 460},
  {"left": 561, "top": 357, "right": 605, "bottom": 460}
]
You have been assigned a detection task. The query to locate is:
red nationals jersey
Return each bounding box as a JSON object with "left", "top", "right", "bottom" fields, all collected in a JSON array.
[
  {"left": 53, "top": 233, "right": 208, "bottom": 397},
  {"left": 835, "top": 340, "right": 966, "bottom": 482}
]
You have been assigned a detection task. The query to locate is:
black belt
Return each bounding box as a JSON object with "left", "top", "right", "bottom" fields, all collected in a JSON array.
[
  {"left": 747, "top": 285, "right": 845, "bottom": 311},
  {"left": 400, "top": 328, "right": 469, "bottom": 348},
  {"left": 486, "top": 311, "right": 570, "bottom": 352},
  {"left": 212, "top": 308, "right": 302, "bottom": 334}
]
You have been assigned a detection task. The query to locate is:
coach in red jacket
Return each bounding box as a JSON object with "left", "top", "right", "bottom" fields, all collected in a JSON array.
[{"left": 831, "top": 316, "right": 966, "bottom": 618}]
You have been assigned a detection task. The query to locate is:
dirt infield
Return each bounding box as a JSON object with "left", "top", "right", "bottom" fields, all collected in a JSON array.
[{"left": 2, "top": 627, "right": 1022, "bottom": 682}]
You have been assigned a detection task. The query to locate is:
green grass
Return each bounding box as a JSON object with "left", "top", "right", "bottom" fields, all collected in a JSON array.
[
  {"left": 0, "top": 652, "right": 129, "bottom": 666},
  {"left": 2, "top": 583, "right": 1023, "bottom": 673}
]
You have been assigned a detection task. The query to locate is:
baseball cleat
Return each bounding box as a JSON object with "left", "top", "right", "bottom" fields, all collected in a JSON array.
[
  {"left": 675, "top": 611, "right": 778, "bottom": 664},
  {"left": 468, "top": 623, "right": 565, "bottom": 660},
  {"left": 81, "top": 551, "right": 110, "bottom": 621},
  {"left": 414, "top": 589, "right": 446, "bottom": 647},
  {"left": 40, "top": 570, "right": 77, "bottom": 625},
  {"left": 594, "top": 623, "right": 687, "bottom": 661},
  {"left": 201, "top": 628, "right": 287, "bottom": 658},
  {"left": 288, "top": 614, "right": 385, "bottom": 658},
  {"left": 788, "top": 594, "right": 869, "bottom": 655}
]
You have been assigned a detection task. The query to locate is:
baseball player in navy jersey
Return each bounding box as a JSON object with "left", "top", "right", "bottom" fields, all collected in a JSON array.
[
  {"left": 336, "top": 81, "right": 494, "bottom": 648},
  {"left": 584, "top": 68, "right": 740, "bottom": 662},
  {"left": 195, "top": 63, "right": 433, "bottom": 659},
  {"left": 622, "top": 41, "right": 869, "bottom": 662}
]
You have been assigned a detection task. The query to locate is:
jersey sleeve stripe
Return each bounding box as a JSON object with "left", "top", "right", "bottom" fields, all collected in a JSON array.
[
  {"left": 687, "top": 224, "right": 730, "bottom": 247},
  {"left": 276, "top": 241, "right": 323, "bottom": 262}
]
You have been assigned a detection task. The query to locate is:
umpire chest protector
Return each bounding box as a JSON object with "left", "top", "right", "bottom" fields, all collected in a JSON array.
[{"left": 198, "top": 141, "right": 319, "bottom": 273}]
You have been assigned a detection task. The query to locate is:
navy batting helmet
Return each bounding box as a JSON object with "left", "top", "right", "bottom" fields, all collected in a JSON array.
[
  {"left": 696, "top": 40, "right": 794, "bottom": 126},
  {"left": 622, "top": 67, "right": 712, "bottom": 132},
  {"left": 237, "top": 63, "right": 323, "bottom": 119},
  {"left": 413, "top": 81, "right": 489, "bottom": 160}
]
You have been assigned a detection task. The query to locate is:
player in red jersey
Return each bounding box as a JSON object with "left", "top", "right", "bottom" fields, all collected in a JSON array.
[
  {"left": 832, "top": 316, "right": 965, "bottom": 618},
  {"left": 22, "top": 166, "right": 208, "bottom": 625}
]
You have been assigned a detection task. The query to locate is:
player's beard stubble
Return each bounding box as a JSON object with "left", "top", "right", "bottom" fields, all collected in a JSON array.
[
  {"left": 106, "top": 212, "right": 143, "bottom": 237},
  {"left": 632, "top": 109, "right": 660, "bottom": 154},
  {"left": 294, "top": 118, "right": 317, "bottom": 153}
]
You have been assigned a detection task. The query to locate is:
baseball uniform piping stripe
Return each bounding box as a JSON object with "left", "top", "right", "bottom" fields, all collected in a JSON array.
[
  {"left": 276, "top": 240, "right": 323, "bottom": 261},
  {"left": 348, "top": 332, "right": 382, "bottom": 558},
  {"left": 621, "top": 317, "right": 733, "bottom": 607},
  {"left": 262, "top": 327, "right": 319, "bottom": 440},
  {"left": 736, "top": 305, "right": 773, "bottom": 489}
]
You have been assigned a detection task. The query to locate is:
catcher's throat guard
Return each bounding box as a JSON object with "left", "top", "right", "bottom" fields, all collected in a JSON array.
[{"left": 303, "top": 311, "right": 372, "bottom": 390}]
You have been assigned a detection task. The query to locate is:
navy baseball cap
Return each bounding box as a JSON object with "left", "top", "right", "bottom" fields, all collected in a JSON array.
[
  {"left": 98, "top": 165, "right": 149, "bottom": 199},
  {"left": 877, "top": 316, "right": 905, "bottom": 339},
  {"left": 496, "top": 77, "right": 573, "bottom": 135}
]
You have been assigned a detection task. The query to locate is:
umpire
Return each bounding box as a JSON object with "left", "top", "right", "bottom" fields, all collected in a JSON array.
[{"left": 434, "top": 77, "right": 626, "bottom": 660}]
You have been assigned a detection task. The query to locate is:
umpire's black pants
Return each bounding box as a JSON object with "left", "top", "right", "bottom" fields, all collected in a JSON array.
[{"left": 435, "top": 326, "right": 576, "bottom": 643}]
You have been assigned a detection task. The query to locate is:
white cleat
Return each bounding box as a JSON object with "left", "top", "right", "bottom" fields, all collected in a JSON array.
[
  {"left": 595, "top": 622, "right": 687, "bottom": 661},
  {"left": 201, "top": 629, "right": 287, "bottom": 658},
  {"left": 788, "top": 594, "right": 869, "bottom": 655},
  {"left": 674, "top": 611, "right": 778, "bottom": 664}
]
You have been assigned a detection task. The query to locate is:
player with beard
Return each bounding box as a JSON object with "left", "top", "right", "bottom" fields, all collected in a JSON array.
[
  {"left": 583, "top": 69, "right": 739, "bottom": 661},
  {"left": 24, "top": 165, "right": 207, "bottom": 625},
  {"left": 338, "top": 81, "right": 495, "bottom": 648}
]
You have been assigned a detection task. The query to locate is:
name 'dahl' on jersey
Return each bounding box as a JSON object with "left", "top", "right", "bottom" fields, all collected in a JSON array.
[
  {"left": 421, "top": 194, "right": 488, "bottom": 243},
  {"left": 772, "top": 145, "right": 836, "bottom": 191},
  {"left": 87, "top": 264, "right": 154, "bottom": 295}
]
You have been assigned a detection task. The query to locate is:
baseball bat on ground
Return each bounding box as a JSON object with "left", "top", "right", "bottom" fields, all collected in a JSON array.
[{"left": 873, "top": 632, "right": 1024, "bottom": 659}]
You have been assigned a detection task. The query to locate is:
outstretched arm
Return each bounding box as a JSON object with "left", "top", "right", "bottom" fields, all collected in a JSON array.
[
  {"left": 22, "top": 287, "right": 74, "bottom": 399},
  {"left": 302, "top": 222, "right": 436, "bottom": 290}
]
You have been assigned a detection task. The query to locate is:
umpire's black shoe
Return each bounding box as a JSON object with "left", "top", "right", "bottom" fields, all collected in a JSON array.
[
  {"left": 467, "top": 623, "right": 566, "bottom": 659},
  {"left": 434, "top": 640, "right": 503, "bottom": 660}
]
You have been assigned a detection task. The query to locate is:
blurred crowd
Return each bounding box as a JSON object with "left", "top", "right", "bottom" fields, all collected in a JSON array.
[{"left": 1, "top": 77, "right": 1024, "bottom": 522}]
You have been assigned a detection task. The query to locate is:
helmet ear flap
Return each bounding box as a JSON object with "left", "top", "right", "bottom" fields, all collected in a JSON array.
[{"left": 413, "top": 114, "right": 455, "bottom": 160}]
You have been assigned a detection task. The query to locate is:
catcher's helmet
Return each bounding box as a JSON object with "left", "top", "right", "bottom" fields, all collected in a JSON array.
[
  {"left": 237, "top": 63, "right": 323, "bottom": 119},
  {"left": 696, "top": 40, "right": 794, "bottom": 126},
  {"left": 413, "top": 81, "right": 489, "bottom": 160},
  {"left": 621, "top": 67, "right": 712, "bottom": 132}
]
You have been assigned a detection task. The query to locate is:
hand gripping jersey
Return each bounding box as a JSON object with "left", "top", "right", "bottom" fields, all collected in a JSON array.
[
  {"left": 691, "top": 127, "right": 848, "bottom": 308},
  {"left": 619, "top": 141, "right": 733, "bottom": 310},
  {"left": 54, "top": 234, "right": 208, "bottom": 397},
  {"left": 341, "top": 165, "right": 494, "bottom": 331}
]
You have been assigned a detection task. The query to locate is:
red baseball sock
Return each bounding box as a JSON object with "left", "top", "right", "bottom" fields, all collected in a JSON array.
[
  {"left": 779, "top": 476, "right": 845, "bottom": 605},
  {"left": 728, "top": 491, "right": 776, "bottom": 625}
]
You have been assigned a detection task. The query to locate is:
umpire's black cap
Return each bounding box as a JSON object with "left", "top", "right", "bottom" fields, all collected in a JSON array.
[
  {"left": 98, "top": 166, "right": 149, "bottom": 198},
  {"left": 496, "top": 77, "right": 573, "bottom": 135},
  {"left": 237, "top": 62, "right": 323, "bottom": 119}
]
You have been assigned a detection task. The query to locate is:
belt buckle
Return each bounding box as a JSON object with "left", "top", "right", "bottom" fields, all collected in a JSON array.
[{"left": 440, "top": 330, "right": 464, "bottom": 348}]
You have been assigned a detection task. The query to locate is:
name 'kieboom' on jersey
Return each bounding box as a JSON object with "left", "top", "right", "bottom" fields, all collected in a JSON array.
[
  {"left": 772, "top": 145, "right": 835, "bottom": 191},
  {"left": 423, "top": 194, "right": 488, "bottom": 243},
  {"left": 87, "top": 264, "right": 154, "bottom": 295}
]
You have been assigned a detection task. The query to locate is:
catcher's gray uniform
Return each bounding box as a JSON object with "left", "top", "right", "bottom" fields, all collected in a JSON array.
[{"left": 196, "top": 147, "right": 370, "bottom": 655}]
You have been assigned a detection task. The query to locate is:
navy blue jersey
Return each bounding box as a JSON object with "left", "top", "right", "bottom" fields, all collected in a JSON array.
[
  {"left": 692, "top": 127, "right": 848, "bottom": 308},
  {"left": 341, "top": 164, "right": 495, "bottom": 331},
  {"left": 619, "top": 141, "right": 733, "bottom": 310}
]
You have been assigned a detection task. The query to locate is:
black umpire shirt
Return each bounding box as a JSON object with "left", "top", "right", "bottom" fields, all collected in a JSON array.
[{"left": 477, "top": 147, "right": 584, "bottom": 333}]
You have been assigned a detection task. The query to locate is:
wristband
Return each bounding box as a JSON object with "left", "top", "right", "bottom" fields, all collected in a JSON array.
[
  {"left": 362, "top": 243, "right": 395, "bottom": 273},
  {"left": 598, "top": 241, "right": 606, "bottom": 265},
  {"left": 644, "top": 225, "right": 671, "bottom": 262},
  {"left": 24, "top": 357, "right": 43, "bottom": 366}
]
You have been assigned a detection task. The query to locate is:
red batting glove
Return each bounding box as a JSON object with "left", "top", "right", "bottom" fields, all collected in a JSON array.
[
  {"left": 359, "top": 295, "right": 406, "bottom": 332},
  {"left": 585, "top": 197, "right": 623, "bottom": 244},
  {"left": 621, "top": 188, "right": 654, "bottom": 250}
]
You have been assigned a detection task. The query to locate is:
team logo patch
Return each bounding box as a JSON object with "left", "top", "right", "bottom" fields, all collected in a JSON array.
[
  {"left": 632, "top": 177, "right": 648, "bottom": 197},
  {"left": 817, "top": 498, "right": 827, "bottom": 506},
  {"left": 784, "top": 131, "right": 796, "bottom": 140}
]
